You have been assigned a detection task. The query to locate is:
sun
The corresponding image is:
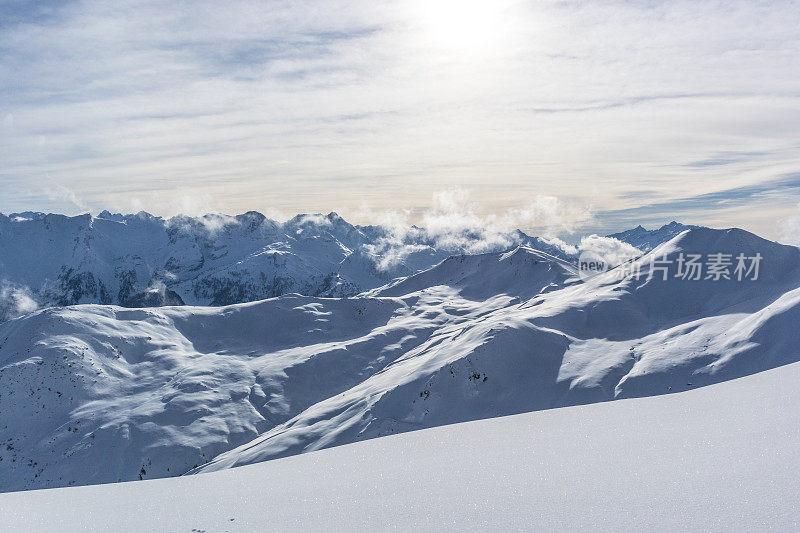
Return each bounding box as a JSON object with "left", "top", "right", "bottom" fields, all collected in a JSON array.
[{"left": 414, "top": 0, "right": 508, "bottom": 54}]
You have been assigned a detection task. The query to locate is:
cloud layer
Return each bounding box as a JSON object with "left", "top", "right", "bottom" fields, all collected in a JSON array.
[{"left": 359, "top": 190, "right": 594, "bottom": 270}]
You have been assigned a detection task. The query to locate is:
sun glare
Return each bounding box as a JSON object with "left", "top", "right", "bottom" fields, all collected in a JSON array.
[{"left": 414, "top": 0, "right": 507, "bottom": 54}]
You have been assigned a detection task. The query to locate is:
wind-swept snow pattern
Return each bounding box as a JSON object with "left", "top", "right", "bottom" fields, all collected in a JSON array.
[{"left": 1, "top": 226, "right": 799, "bottom": 492}]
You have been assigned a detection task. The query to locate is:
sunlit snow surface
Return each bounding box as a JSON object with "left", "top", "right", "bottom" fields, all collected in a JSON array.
[{"left": 1, "top": 359, "right": 798, "bottom": 532}]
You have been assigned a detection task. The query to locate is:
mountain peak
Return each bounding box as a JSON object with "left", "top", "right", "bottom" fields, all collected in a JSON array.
[{"left": 609, "top": 221, "right": 701, "bottom": 252}]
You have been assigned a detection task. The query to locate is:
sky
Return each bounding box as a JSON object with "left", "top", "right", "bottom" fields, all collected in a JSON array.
[{"left": 1, "top": 0, "right": 800, "bottom": 240}]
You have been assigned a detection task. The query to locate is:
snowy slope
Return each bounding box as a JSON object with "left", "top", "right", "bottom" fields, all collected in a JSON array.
[
  {"left": 0, "top": 296, "right": 415, "bottom": 491},
  {"left": 0, "top": 211, "right": 567, "bottom": 319},
  {"left": 368, "top": 246, "right": 579, "bottom": 300},
  {"left": 2, "top": 226, "right": 799, "bottom": 492},
  {"left": 1, "top": 359, "right": 798, "bottom": 532}
]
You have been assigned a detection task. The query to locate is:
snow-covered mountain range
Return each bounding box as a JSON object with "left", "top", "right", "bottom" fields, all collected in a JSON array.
[
  {"left": 0, "top": 210, "right": 579, "bottom": 321},
  {"left": 1, "top": 219, "right": 797, "bottom": 493}
]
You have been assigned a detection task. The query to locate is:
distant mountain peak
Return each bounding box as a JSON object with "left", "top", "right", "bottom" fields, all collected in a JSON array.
[{"left": 608, "top": 221, "right": 700, "bottom": 251}]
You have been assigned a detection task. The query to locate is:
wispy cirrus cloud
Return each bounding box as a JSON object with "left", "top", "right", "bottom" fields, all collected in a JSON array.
[{"left": 589, "top": 172, "right": 800, "bottom": 234}]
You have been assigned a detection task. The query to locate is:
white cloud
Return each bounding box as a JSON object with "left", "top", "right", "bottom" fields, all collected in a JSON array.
[
  {"left": 576, "top": 235, "right": 641, "bottom": 267},
  {"left": 778, "top": 202, "right": 800, "bottom": 247},
  {"left": 361, "top": 189, "right": 594, "bottom": 271},
  {"left": 197, "top": 213, "right": 240, "bottom": 234},
  {"left": 42, "top": 183, "right": 89, "bottom": 214},
  {"left": 297, "top": 214, "right": 333, "bottom": 227},
  {"left": 0, "top": 282, "right": 39, "bottom": 320},
  {"left": 418, "top": 189, "right": 592, "bottom": 247}
]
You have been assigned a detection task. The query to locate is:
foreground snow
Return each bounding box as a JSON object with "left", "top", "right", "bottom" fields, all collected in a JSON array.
[{"left": 1, "top": 359, "right": 798, "bottom": 532}]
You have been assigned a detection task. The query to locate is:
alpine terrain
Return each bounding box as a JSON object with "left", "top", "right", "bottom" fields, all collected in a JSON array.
[{"left": 0, "top": 213, "right": 797, "bottom": 501}]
